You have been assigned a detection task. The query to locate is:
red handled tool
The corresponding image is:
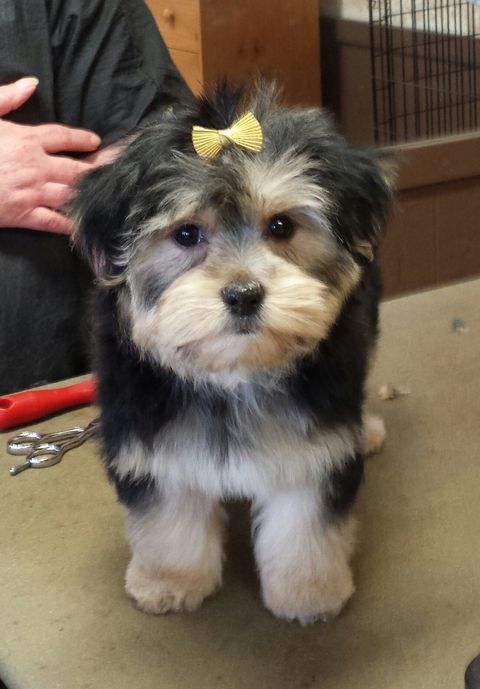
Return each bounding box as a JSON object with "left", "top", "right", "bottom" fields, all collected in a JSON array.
[{"left": 0, "top": 378, "right": 96, "bottom": 431}]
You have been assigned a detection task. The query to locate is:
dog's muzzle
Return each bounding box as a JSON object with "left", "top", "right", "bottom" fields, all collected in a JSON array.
[{"left": 220, "top": 280, "right": 265, "bottom": 318}]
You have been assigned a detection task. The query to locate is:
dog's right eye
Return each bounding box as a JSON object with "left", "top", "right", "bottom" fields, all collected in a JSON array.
[
  {"left": 267, "top": 214, "right": 295, "bottom": 240},
  {"left": 174, "top": 224, "right": 202, "bottom": 247}
]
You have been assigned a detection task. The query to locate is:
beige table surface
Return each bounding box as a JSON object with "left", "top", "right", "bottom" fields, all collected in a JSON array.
[{"left": 1, "top": 278, "right": 480, "bottom": 689}]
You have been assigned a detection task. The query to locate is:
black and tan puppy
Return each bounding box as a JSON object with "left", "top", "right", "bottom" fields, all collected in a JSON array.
[{"left": 71, "top": 82, "right": 393, "bottom": 624}]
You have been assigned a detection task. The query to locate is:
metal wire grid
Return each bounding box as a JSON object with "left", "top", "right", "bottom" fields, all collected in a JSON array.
[{"left": 369, "top": 0, "right": 480, "bottom": 144}]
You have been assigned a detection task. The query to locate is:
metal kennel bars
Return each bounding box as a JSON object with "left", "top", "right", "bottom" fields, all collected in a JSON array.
[{"left": 369, "top": 0, "right": 480, "bottom": 143}]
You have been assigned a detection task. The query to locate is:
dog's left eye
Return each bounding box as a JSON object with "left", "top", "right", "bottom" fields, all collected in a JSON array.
[
  {"left": 174, "top": 224, "right": 203, "bottom": 247},
  {"left": 267, "top": 214, "right": 295, "bottom": 240}
]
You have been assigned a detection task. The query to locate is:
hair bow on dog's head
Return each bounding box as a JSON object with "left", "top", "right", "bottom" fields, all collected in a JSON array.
[{"left": 192, "top": 111, "right": 263, "bottom": 160}]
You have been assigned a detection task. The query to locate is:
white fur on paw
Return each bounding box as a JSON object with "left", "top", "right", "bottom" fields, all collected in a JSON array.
[
  {"left": 261, "top": 564, "right": 355, "bottom": 625},
  {"left": 125, "top": 560, "right": 221, "bottom": 614},
  {"left": 361, "top": 413, "right": 386, "bottom": 456}
]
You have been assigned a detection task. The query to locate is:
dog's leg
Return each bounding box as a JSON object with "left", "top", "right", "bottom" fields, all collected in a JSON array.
[
  {"left": 253, "top": 488, "right": 356, "bottom": 625},
  {"left": 125, "top": 491, "right": 226, "bottom": 614}
]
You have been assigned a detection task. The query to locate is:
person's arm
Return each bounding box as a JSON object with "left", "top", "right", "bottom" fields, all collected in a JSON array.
[
  {"left": 0, "top": 78, "right": 101, "bottom": 234},
  {"left": 0, "top": 0, "right": 191, "bottom": 235}
]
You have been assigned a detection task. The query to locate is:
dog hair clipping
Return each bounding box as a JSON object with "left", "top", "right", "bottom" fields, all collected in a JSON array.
[{"left": 192, "top": 111, "right": 263, "bottom": 160}]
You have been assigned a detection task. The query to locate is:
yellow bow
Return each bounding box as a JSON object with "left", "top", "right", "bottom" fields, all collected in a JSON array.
[{"left": 192, "top": 111, "right": 263, "bottom": 160}]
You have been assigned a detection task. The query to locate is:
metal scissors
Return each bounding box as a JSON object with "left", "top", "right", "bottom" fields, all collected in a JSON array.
[{"left": 7, "top": 418, "right": 100, "bottom": 475}]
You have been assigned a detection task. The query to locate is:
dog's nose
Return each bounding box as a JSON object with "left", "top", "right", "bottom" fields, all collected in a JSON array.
[{"left": 221, "top": 280, "right": 265, "bottom": 317}]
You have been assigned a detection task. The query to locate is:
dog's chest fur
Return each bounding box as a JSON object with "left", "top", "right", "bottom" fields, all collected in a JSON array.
[{"left": 111, "top": 382, "right": 358, "bottom": 499}]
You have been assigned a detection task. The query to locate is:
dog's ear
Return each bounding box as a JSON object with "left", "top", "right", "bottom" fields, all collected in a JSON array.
[
  {"left": 69, "top": 159, "right": 141, "bottom": 280},
  {"left": 304, "top": 113, "right": 396, "bottom": 264},
  {"left": 329, "top": 146, "right": 397, "bottom": 264}
]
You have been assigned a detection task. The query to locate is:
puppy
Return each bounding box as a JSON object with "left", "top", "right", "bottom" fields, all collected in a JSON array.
[{"left": 71, "top": 82, "right": 393, "bottom": 624}]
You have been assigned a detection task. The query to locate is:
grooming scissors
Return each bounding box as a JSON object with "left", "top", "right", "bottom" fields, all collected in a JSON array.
[{"left": 7, "top": 418, "right": 100, "bottom": 475}]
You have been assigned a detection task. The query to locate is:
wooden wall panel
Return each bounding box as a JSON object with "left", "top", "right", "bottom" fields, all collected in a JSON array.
[
  {"left": 145, "top": 0, "right": 200, "bottom": 52},
  {"left": 436, "top": 178, "right": 480, "bottom": 284},
  {"left": 200, "top": 0, "right": 321, "bottom": 106},
  {"left": 380, "top": 177, "right": 480, "bottom": 297},
  {"left": 321, "top": 18, "right": 374, "bottom": 145},
  {"left": 146, "top": 0, "right": 321, "bottom": 107},
  {"left": 380, "top": 189, "right": 437, "bottom": 296}
]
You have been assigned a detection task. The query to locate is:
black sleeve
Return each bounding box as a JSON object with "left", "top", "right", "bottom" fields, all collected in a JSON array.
[{"left": 48, "top": 0, "right": 192, "bottom": 145}]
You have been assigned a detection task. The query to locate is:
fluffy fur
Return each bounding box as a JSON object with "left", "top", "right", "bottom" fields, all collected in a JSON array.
[{"left": 71, "top": 82, "right": 393, "bottom": 623}]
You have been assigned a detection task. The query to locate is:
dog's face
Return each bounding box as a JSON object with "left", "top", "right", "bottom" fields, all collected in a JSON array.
[
  {"left": 120, "top": 149, "right": 361, "bottom": 379},
  {"left": 72, "top": 83, "right": 393, "bottom": 383}
]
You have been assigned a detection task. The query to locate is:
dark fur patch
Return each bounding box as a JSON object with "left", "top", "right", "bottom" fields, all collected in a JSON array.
[
  {"left": 93, "top": 292, "right": 181, "bottom": 460},
  {"left": 194, "top": 81, "right": 246, "bottom": 130},
  {"left": 109, "top": 470, "right": 157, "bottom": 510},
  {"left": 323, "top": 454, "right": 365, "bottom": 517},
  {"left": 308, "top": 148, "right": 391, "bottom": 260},
  {"left": 287, "top": 262, "right": 381, "bottom": 428},
  {"left": 141, "top": 273, "right": 169, "bottom": 310}
]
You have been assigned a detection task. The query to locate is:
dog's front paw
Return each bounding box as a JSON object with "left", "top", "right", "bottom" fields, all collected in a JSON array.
[
  {"left": 125, "top": 559, "right": 221, "bottom": 614},
  {"left": 261, "top": 563, "right": 355, "bottom": 625}
]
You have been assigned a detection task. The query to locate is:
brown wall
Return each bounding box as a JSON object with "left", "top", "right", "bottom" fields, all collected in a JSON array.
[
  {"left": 382, "top": 176, "right": 480, "bottom": 295},
  {"left": 146, "top": 0, "right": 321, "bottom": 106}
]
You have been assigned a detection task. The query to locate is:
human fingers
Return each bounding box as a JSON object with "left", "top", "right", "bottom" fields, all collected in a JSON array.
[
  {"left": 41, "top": 182, "right": 74, "bottom": 210},
  {"left": 34, "top": 123, "right": 101, "bottom": 153},
  {"left": 18, "top": 207, "right": 74, "bottom": 235},
  {"left": 0, "top": 77, "right": 39, "bottom": 117},
  {"left": 47, "top": 155, "right": 95, "bottom": 185}
]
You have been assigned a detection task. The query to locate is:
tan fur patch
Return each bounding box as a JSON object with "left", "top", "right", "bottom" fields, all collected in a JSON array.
[
  {"left": 125, "top": 497, "right": 226, "bottom": 614},
  {"left": 125, "top": 560, "right": 222, "bottom": 614},
  {"left": 242, "top": 151, "right": 331, "bottom": 218},
  {"left": 240, "top": 275, "right": 337, "bottom": 368}
]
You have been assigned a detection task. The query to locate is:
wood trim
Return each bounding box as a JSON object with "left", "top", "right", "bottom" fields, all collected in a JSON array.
[
  {"left": 327, "top": 16, "right": 480, "bottom": 64},
  {"left": 394, "top": 132, "right": 480, "bottom": 190}
]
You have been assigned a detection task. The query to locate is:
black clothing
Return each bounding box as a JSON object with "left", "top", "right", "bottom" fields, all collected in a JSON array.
[{"left": 0, "top": 0, "right": 190, "bottom": 393}]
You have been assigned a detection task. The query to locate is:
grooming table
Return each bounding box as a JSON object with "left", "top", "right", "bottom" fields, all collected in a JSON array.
[{"left": 1, "top": 278, "right": 480, "bottom": 689}]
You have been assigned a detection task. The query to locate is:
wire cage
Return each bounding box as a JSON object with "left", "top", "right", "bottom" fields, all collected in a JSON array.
[{"left": 369, "top": 0, "right": 480, "bottom": 144}]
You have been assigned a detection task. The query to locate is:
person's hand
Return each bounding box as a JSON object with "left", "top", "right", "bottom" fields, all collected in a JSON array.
[{"left": 0, "top": 77, "right": 101, "bottom": 234}]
